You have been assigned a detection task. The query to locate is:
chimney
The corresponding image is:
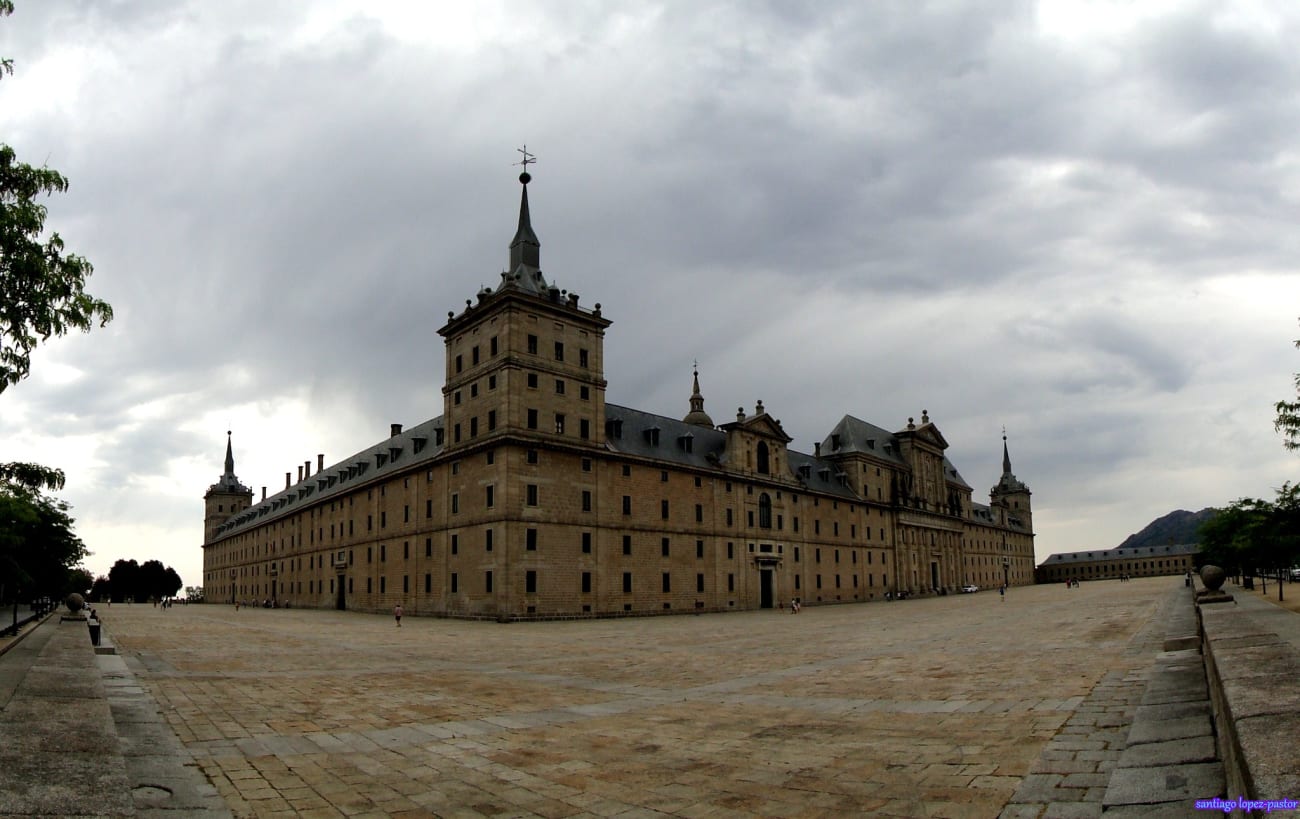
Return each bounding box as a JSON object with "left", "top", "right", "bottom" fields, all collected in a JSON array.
[
  {"left": 304, "top": 459, "right": 311, "bottom": 478},
  {"left": 814, "top": 442, "right": 821, "bottom": 457},
  {"left": 297, "top": 465, "right": 303, "bottom": 483},
  {"left": 317, "top": 453, "right": 324, "bottom": 472},
  {"left": 390, "top": 423, "right": 402, "bottom": 437},
  {"left": 261, "top": 487, "right": 267, "bottom": 501},
  {"left": 285, "top": 472, "right": 291, "bottom": 489}
]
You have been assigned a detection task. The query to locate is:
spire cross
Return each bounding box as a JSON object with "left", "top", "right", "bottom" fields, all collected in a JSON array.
[{"left": 515, "top": 145, "right": 536, "bottom": 171}]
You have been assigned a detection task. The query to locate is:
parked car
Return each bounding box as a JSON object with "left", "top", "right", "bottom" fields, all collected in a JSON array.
[{"left": 961, "top": 584, "right": 979, "bottom": 593}]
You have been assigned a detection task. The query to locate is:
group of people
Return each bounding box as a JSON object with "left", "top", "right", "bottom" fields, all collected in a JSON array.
[
  {"left": 233, "top": 599, "right": 291, "bottom": 610},
  {"left": 1064, "top": 578, "right": 1082, "bottom": 588}
]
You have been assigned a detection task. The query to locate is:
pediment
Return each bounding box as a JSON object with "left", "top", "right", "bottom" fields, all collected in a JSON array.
[
  {"left": 722, "top": 413, "right": 793, "bottom": 443},
  {"left": 916, "top": 423, "right": 949, "bottom": 449}
]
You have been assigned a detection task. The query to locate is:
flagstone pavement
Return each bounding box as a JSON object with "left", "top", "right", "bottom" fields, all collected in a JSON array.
[{"left": 97, "top": 577, "right": 1186, "bottom": 818}]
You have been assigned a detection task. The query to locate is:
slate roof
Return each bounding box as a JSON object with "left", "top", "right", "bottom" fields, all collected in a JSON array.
[
  {"left": 1038, "top": 542, "right": 1199, "bottom": 566},
  {"left": 213, "top": 416, "right": 446, "bottom": 539},
  {"left": 604, "top": 404, "right": 860, "bottom": 499},
  {"left": 820, "top": 414, "right": 972, "bottom": 490}
]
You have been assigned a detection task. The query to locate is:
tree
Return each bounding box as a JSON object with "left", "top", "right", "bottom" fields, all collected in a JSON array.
[
  {"left": 1, "top": 3, "right": 114, "bottom": 396},
  {"left": 1, "top": 1, "right": 112, "bottom": 494},
  {"left": 0, "top": 484, "right": 88, "bottom": 602},
  {"left": 1277, "top": 321, "right": 1300, "bottom": 451},
  {"left": 108, "top": 559, "right": 140, "bottom": 603},
  {"left": 1199, "top": 486, "right": 1300, "bottom": 602},
  {"left": 89, "top": 574, "right": 110, "bottom": 602}
]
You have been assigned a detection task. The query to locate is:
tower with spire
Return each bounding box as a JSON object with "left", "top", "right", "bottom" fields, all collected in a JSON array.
[
  {"left": 989, "top": 432, "right": 1032, "bottom": 532},
  {"left": 682, "top": 365, "right": 715, "bottom": 428},
  {"left": 204, "top": 431, "right": 253, "bottom": 544},
  {"left": 438, "top": 154, "right": 611, "bottom": 457}
]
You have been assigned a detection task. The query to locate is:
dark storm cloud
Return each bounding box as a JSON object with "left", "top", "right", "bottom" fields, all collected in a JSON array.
[{"left": 4, "top": 0, "right": 1299, "bottom": 584}]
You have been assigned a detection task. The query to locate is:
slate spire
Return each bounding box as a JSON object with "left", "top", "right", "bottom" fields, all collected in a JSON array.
[
  {"left": 224, "top": 430, "right": 236, "bottom": 478},
  {"left": 509, "top": 151, "right": 541, "bottom": 274},
  {"left": 682, "top": 364, "right": 715, "bottom": 428}
]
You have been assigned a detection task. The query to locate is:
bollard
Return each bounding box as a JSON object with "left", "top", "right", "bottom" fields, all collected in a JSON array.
[{"left": 88, "top": 618, "right": 101, "bottom": 647}]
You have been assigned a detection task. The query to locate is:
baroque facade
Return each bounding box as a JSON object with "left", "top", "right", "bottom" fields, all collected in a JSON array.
[{"left": 202, "top": 171, "right": 1035, "bottom": 619}]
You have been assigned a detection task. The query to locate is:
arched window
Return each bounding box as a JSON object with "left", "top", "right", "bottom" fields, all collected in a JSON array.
[
  {"left": 759, "top": 493, "right": 772, "bottom": 529},
  {"left": 757, "top": 441, "right": 770, "bottom": 474}
]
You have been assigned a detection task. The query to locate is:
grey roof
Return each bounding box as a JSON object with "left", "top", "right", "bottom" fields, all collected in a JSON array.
[
  {"left": 1039, "top": 542, "right": 1200, "bottom": 566},
  {"left": 820, "top": 414, "right": 972, "bottom": 490},
  {"left": 213, "top": 416, "right": 446, "bottom": 539},
  {"left": 604, "top": 404, "right": 860, "bottom": 500}
]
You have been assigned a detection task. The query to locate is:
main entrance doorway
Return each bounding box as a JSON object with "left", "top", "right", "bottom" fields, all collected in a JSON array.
[
  {"left": 930, "top": 561, "right": 940, "bottom": 593},
  {"left": 760, "top": 569, "right": 774, "bottom": 609}
]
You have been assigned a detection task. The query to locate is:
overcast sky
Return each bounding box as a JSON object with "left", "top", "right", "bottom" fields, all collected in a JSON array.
[{"left": 4, "top": 0, "right": 1299, "bottom": 590}]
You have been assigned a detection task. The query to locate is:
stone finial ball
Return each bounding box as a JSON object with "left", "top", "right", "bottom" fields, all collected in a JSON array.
[
  {"left": 1200, "top": 565, "right": 1226, "bottom": 591},
  {"left": 65, "top": 592, "right": 86, "bottom": 612}
]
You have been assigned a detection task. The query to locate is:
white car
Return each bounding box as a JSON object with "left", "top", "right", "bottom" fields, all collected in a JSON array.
[{"left": 961, "top": 584, "right": 979, "bottom": 593}]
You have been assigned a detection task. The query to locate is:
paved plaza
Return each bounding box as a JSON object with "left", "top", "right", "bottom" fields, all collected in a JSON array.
[{"left": 96, "top": 578, "right": 1185, "bottom": 818}]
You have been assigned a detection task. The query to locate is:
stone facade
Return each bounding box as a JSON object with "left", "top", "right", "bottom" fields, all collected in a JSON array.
[{"left": 202, "top": 172, "right": 1035, "bottom": 619}]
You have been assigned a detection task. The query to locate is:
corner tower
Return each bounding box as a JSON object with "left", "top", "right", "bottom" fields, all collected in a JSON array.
[
  {"left": 990, "top": 432, "right": 1032, "bottom": 531},
  {"left": 203, "top": 431, "right": 253, "bottom": 544},
  {"left": 437, "top": 157, "right": 612, "bottom": 453}
]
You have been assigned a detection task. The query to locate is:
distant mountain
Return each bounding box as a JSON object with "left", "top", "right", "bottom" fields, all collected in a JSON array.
[{"left": 1114, "top": 509, "right": 1216, "bottom": 551}]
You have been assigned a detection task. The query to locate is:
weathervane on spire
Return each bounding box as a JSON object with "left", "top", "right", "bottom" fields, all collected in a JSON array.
[{"left": 515, "top": 145, "right": 536, "bottom": 184}]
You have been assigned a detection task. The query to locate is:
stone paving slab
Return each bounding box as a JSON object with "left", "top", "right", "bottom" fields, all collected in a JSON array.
[
  {"left": 77, "top": 578, "right": 1208, "bottom": 818},
  {"left": 1102, "top": 762, "right": 1224, "bottom": 807}
]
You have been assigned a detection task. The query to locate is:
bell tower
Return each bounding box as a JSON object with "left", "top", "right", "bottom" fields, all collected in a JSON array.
[
  {"left": 989, "top": 432, "right": 1032, "bottom": 532},
  {"left": 203, "top": 431, "right": 253, "bottom": 544},
  {"left": 437, "top": 153, "right": 611, "bottom": 452}
]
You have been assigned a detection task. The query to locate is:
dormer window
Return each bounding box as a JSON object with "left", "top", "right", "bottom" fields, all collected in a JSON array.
[
  {"left": 644, "top": 427, "right": 660, "bottom": 446},
  {"left": 605, "top": 419, "right": 623, "bottom": 439},
  {"left": 389, "top": 446, "right": 402, "bottom": 461},
  {"left": 376, "top": 453, "right": 388, "bottom": 468},
  {"left": 678, "top": 434, "right": 694, "bottom": 453},
  {"left": 831, "top": 434, "right": 841, "bottom": 451},
  {"left": 412, "top": 437, "right": 426, "bottom": 454}
]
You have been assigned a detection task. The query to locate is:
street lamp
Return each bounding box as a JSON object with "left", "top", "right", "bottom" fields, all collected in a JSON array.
[{"left": 1002, "top": 555, "right": 1010, "bottom": 591}]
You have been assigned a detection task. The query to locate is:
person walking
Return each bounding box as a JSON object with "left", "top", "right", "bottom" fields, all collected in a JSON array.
[{"left": 394, "top": 603, "right": 403, "bottom": 627}]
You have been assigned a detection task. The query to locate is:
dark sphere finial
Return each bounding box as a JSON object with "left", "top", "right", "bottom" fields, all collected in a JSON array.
[{"left": 519, "top": 171, "right": 531, "bottom": 185}]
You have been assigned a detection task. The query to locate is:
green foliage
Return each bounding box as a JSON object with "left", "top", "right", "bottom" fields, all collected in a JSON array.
[
  {"left": 0, "top": 146, "right": 114, "bottom": 393},
  {"left": 1277, "top": 323, "right": 1300, "bottom": 451},
  {"left": 0, "top": 484, "right": 88, "bottom": 601},
  {"left": 1198, "top": 483, "right": 1300, "bottom": 581},
  {"left": 0, "top": 461, "right": 65, "bottom": 491},
  {"left": 0, "top": 1, "right": 106, "bottom": 580},
  {"left": 1, "top": 2, "right": 113, "bottom": 395},
  {"left": 107, "top": 557, "right": 184, "bottom": 603}
]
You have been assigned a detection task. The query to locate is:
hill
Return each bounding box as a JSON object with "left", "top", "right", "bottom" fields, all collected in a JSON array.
[{"left": 1113, "top": 508, "right": 1216, "bottom": 551}]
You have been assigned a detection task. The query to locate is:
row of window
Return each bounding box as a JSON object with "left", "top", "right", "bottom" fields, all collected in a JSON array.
[{"left": 453, "top": 335, "right": 591, "bottom": 373}]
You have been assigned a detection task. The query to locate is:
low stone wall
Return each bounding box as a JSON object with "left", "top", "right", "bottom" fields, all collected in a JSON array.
[{"left": 1197, "top": 583, "right": 1300, "bottom": 810}]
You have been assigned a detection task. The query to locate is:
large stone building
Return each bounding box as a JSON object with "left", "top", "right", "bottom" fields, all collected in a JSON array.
[
  {"left": 1035, "top": 543, "right": 1197, "bottom": 584},
  {"left": 202, "top": 170, "right": 1036, "bottom": 619}
]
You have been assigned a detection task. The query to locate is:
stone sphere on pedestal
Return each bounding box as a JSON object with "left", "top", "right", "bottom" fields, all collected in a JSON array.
[
  {"left": 1199, "top": 565, "right": 1226, "bottom": 591},
  {"left": 65, "top": 592, "right": 85, "bottom": 613}
]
